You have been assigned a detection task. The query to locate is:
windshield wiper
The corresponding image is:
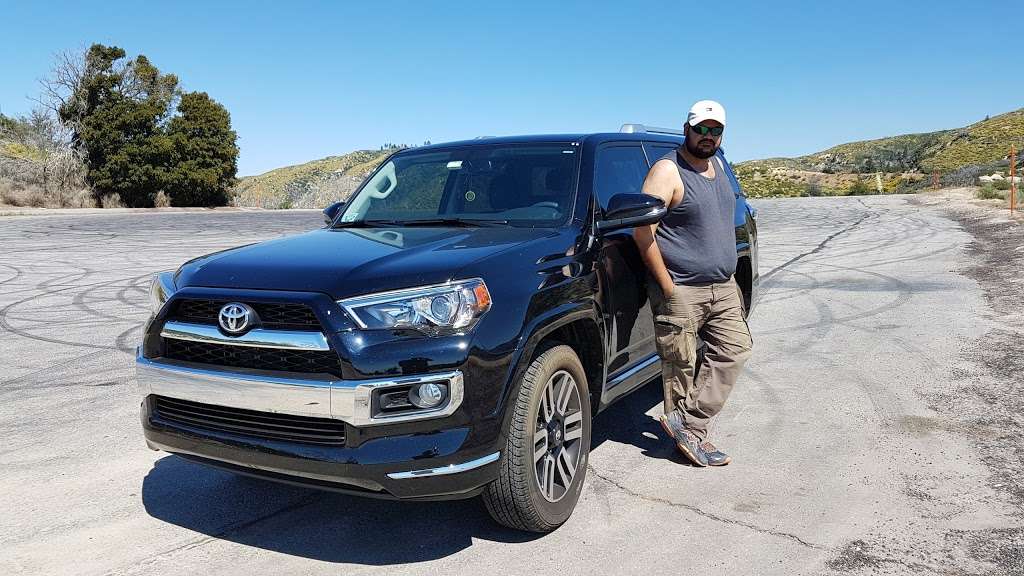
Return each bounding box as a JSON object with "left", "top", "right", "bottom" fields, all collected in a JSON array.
[
  {"left": 401, "top": 218, "right": 509, "bottom": 227},
  {"left": 336, "top": 218, "right": 509, "bottom": 228},
  {"left": 332, "top": 219, "right": 406, "bottom": 228}
]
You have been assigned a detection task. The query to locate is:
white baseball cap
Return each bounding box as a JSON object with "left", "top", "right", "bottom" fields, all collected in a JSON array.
[{"left": 687, "top": 100, "right": 726, "bottom": 127}]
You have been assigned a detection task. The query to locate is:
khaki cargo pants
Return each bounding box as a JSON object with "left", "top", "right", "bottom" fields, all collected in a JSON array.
[{"left": 647, "top": 276, "right": 753, "bottom": 440}]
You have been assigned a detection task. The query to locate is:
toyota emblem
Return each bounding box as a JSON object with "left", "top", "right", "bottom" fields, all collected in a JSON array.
[{"left": 218, "top": 302, "right": 253, "bottom": 334}]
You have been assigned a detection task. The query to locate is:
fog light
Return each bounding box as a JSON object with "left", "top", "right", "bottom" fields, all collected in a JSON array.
[{"left": 409, "top": 382, "right": 447, "bottom": 409}]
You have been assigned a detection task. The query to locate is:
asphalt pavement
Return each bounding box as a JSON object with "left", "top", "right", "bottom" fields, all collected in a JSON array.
[{"left": 1, "top": 196, "right": 1020, "bottom": 575}]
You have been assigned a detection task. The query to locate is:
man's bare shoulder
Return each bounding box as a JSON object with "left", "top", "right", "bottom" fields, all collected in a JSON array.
[
  {"left": 650, "top": 157, "right": 679, "bottom": 177},
  {"left": 643, "top": 158, "right": 683, "bottom": 202}
]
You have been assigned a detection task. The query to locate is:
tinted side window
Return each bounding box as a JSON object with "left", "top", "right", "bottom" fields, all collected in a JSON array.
[
  {"left": 644, "top": 143, "right": 679, "bottom": 166},
  {"left": 593, "top": 145, "right": 648, "bottom": 210}
]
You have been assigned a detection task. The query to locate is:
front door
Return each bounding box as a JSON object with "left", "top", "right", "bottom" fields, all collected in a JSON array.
[{"left": 592, "top": 143, "right": 656, "bottom": 384}]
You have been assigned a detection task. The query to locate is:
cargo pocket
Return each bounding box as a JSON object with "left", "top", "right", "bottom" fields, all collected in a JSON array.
[{"left": 653, "top": 314, "right": 696, "bottom": 367}]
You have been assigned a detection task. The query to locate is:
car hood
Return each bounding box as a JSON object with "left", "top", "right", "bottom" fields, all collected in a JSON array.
[{"left": 175, "top": 226, "right": 562, "bottom": 300}]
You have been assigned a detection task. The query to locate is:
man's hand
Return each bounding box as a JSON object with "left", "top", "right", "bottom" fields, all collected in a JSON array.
[{"left": 659, "top": 278, "right": 675, "bottom": 300}]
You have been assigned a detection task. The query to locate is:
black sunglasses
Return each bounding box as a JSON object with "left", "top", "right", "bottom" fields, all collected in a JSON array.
[{"left": 690, "top": 124, "right": 724, "bottom": 137}]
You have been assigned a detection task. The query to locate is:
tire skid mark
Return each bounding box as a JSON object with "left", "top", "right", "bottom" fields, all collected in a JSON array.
[
  {"left": 0, "top": 272, "right": 153, "bottom": 350},
  {"left": 756, "top": 261, "right": 915, "bottom": 336}
]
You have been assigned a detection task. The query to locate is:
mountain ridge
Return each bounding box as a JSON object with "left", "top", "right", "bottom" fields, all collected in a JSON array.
[
  {"left": 231, "top": 108, "right": 1024, "bottom": 206},
  {"left": 734, "top": 107, "right": 1024, "bottom": 196}
]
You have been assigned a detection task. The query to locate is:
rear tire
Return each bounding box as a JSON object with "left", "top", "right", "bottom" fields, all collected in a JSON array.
[{"left": 482, "top": 344, "right": 591, "bottom": 532}]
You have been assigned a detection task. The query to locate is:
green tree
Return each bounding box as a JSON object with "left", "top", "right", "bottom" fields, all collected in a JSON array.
[
  {"left": 60, "top": 45, "right": 177, "bottom": 207},
  {"left": 166, "top": 92, "right": 238, "bottom": 206},
  {"left": 51, "top": 44, "right": 236, "bottom": 207}
]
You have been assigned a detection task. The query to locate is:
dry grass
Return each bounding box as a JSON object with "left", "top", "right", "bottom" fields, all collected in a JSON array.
[
  {"left": 99, "top": 193, "right": 124, "bottom": 209},
  {"left": 0, "top": 178, "right": 94, "bottom": 208}
]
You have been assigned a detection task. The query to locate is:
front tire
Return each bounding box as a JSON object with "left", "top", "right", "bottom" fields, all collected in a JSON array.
[{"left": 482, "top": 343, "right": 591, "bottom": 532}]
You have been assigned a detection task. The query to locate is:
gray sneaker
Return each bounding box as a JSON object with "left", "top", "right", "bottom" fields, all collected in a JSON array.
[
  {"left": 659, "top": 411, "right": 708, "bottom": 467},
  {"left": 701, "top": 440, "right": 732, "bottom": 466}
]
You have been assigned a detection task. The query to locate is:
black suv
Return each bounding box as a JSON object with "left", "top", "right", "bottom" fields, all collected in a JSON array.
[{"left": 138, "top": 127, "right": 759, "bottom": 532}]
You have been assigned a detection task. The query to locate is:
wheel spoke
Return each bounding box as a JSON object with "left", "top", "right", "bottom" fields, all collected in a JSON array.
[
  {"left": 542, "top": 454, "right": 556, "bottom": 500},
  {"left": 541, "top": 380, "right": 555, "bottom": 422},
  {"left": 556, "top": 373, "right": 575, "bottom": 415},
  {"left": 563, "top": 410, "right": 583, "bottom": 427},
  {"left": 534, "top": 434, "right": 548, "bottom": 463},
  {"left": 556, "top": 447, "right": 576, "bottom": 487}
]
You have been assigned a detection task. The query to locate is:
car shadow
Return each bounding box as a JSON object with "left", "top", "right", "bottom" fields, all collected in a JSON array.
[
  {"left": 590, "top": 377, "right": 699, "bottom": 466},
  {"left": 142, "top": 456, "right": 540, "bottom": 565},
  {"left": 142, "top": 378, "right": 689, "bottom": 565}
]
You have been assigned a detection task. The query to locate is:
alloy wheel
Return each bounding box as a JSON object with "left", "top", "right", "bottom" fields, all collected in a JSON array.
[{"left": 532, "top": 369, "right": 584, "bottom": 503}]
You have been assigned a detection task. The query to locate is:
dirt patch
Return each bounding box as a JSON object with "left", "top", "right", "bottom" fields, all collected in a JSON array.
[
  {"left": 946, "top": 528, "right": 1024, "bottom": 575},
  {"left": 824, "top": 190, "right": 1024, "bottom": 576},
  {"left": 910, "top": 190, "right": 1024, "bottom": 516},
  {"left": 828, "top": 540, "right": 885, "bottom": 572}
]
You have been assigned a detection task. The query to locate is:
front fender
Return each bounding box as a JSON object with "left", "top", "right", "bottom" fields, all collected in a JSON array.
[{"left": 490, "top": 296, "right": 603, "bottom": 434}]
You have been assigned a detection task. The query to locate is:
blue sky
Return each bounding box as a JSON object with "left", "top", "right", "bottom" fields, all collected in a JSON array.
[{"left": 1, "top": 1, "right": 1018, "bottom": 176}]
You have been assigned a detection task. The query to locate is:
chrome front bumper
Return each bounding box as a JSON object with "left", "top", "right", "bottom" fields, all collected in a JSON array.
[{"left": 136, "top": 351, "right": 464, "bottom": 427}]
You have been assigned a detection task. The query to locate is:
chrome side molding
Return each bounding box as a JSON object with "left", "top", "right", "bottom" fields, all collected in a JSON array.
[
  {"left": 387, "top": 452, "right": 500, "bottom": 480},
  {"left": 161, "top": 321, "right": 330, "bottom": 351}
]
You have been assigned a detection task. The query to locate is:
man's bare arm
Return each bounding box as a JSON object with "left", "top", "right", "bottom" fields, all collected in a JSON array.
[{"left": 633, "top": 160, "right": 681, "bottom": 298}]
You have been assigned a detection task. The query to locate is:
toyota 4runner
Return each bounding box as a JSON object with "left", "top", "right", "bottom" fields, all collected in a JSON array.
[{"left": 138, "top": 125, "right": 759, "bottom": 532}]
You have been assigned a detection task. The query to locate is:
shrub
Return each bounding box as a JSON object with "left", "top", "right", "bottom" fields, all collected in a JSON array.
[
  {"left": 62, "top": 188, "right": 95, "bottom": 208},
  {"left": 100, "top": 193, "right": 124, "bottom": 208},
  {"left": 0, "top": 179, "right": 45, "bottom": 207},
  {"left": 805, "top": 181, "right": 825, "bottom": 197},
  {"left": 993, "top": 179, "right": 1012, "bottom": 190},
  {"left": 977, "top": 184, "right": 1006, "bottom": 200},
  {"left": 153, "top": 191, "right": 171, "bottom": 208},
  {"left": 845, "top": 178, "right": 872, "bottom": 196}
]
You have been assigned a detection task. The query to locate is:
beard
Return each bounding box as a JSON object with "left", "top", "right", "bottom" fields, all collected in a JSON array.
[{"left": 685, "top": 136, "right": 719, "bottom": 159}]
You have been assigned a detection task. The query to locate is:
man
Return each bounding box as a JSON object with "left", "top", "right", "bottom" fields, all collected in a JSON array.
[{"left": 633, "top": 100, "right": 753, "bottom": 467}]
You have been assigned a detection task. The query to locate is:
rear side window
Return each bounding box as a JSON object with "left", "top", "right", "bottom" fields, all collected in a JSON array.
[
  {"left": 593, "top": 145, "right": 648, "bottom": 210},
  {"left": 644, "top": 142, "right": 679, "bottom": 166}
]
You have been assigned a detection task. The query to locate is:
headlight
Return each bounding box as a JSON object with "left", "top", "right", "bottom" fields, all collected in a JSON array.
[
  {"left": 149, "top": 271, "right": 177, "bottom": 315},
  {"left": 339, "top": 279, "right": 492, "bottom": 332}
]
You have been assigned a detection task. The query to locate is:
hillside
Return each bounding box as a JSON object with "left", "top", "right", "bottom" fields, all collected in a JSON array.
[
  {"left": 234, "top": 108, "right": 1024, "bottom": 206},
  {"left": 736, "top": 108, "right": 1024, "bottom": 197},
  {"left": 232, "top": 149, "right": 392, "bottom": 208}
]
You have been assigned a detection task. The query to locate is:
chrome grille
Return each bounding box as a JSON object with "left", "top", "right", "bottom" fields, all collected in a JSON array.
[{"left": 152, "top": 396, "right": 346, "bottom": 445}]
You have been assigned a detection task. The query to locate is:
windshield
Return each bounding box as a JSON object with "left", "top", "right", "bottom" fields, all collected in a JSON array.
[{"left": 337, "top": 143, "right": 579, "bottom": 226}]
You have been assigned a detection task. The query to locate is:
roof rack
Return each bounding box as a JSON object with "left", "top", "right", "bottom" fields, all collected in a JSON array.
[{"left": 619, "top": 124, "right": 685, "bottom": 136}]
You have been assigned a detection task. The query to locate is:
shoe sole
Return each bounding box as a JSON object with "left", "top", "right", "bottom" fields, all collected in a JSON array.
[{"left": 659, "top": 415, "right": 708, "bottom": 467}]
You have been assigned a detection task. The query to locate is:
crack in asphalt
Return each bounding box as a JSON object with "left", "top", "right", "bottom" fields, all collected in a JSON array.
[
  {"left": 586, "top": 465, "right": 824, "bottom": 550},
  {"left": 760, "top": 208, "right": 874, "bottom": 287}
]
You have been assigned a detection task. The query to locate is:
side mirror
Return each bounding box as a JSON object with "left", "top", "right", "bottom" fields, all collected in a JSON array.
[
  {"left": 322, "top": 201, "right": 345, "bottom": 225},
  {"left": 596, "top": 193, "right": 666, "bottom": 234}
]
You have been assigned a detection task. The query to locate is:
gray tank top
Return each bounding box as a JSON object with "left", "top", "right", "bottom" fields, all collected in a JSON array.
[{"left": 655, "top": 150, "right": 737, "bottom": 285}]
